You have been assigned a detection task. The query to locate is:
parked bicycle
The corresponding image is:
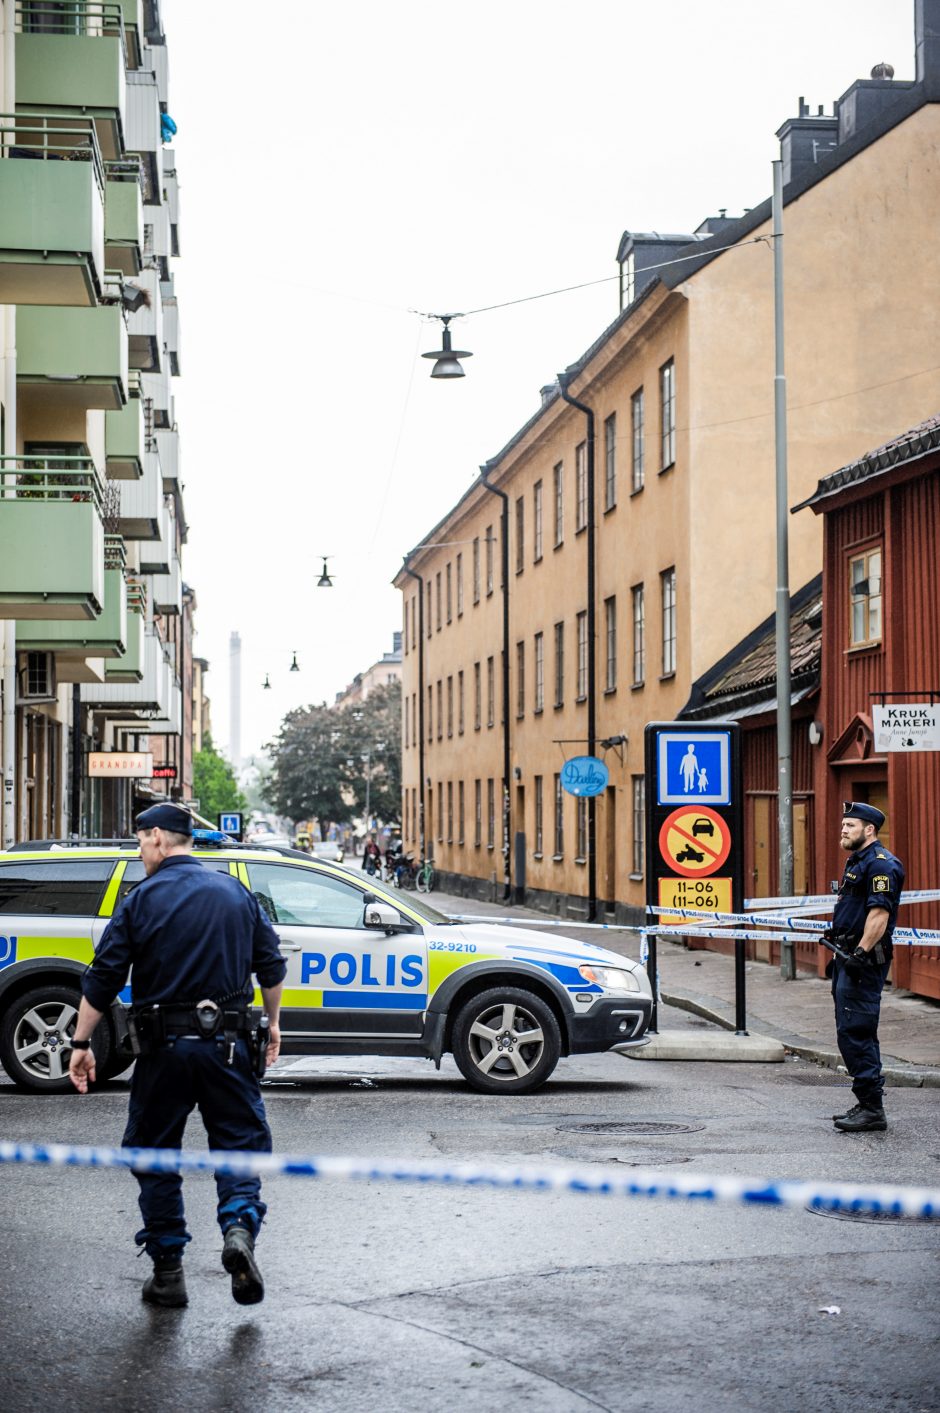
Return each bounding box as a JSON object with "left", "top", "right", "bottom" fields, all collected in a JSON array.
[{"left": 415, "top": 859, "right": 435, "bottom": 894}]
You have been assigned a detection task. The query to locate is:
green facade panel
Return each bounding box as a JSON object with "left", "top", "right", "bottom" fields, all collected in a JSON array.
[
  {"left": 105, "top": 398, "right": 144, "bottom": 477},
  {"left": 105, "top": 176, "right": 142, "bottom": 247},
  {"left": 16, "top": 304, "right": 128, "bottom": 392},
  {"left": 15, "top": 34, "right": 125, "bottom": 115},
  {"left": 16, "top": 567, "right": 127, "bottom": 657},
  {"left": 0, "top": 159, "right": 104, "bottom": 262},
  {"left": 105, "top": 602, "right": 144, "bottom": 681},
  {"left": 0, "top": 501, "right": 104, "bottom": 620}
]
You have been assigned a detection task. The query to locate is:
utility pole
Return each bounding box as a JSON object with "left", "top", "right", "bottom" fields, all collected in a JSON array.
[{"left": 772, "top": 159, "right": 795, "bottom": 980}]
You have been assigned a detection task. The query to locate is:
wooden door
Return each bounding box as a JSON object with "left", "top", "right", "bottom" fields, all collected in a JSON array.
[{"left": 752, "top": 796, "right": 771, "bottom": 900}]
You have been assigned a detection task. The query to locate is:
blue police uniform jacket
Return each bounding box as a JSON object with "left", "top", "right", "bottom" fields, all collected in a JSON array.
[
  {"left": 82, "top": 854, "right": 287, "bottom": 1011},
  {"left": 832, "top": 840, "right": 905, "bottom": 949}
]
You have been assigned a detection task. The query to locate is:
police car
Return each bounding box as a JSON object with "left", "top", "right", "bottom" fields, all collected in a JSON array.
[{"left": 0, "top": 838, "right": 652, "bottom": 1095}]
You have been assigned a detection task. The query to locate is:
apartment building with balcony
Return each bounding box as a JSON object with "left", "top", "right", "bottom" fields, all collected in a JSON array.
[
  {"left": 0, "top": 0, "right": 195, "bottom": 841},
  {"left": 394, "top": 5, "right": 940, "bottom": 917}
]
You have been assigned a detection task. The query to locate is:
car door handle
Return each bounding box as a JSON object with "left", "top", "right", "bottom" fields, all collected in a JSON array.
[{"left": 278, "top": 941, "right": 302, "bottom": 952}]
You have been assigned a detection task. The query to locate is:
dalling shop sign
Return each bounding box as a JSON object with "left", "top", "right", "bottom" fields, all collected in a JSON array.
[{"left": 559, "top": 755, "right": 610, "bottom": 797}]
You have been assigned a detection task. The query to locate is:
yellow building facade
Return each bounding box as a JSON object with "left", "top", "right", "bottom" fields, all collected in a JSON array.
[{"left": 396, "top": 58, "right": 940, "bottom": 917}]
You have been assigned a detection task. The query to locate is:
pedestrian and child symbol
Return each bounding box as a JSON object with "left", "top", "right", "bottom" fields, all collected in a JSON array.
[{"left": 658, "top": 732, "right": 730, "bottom": 805}]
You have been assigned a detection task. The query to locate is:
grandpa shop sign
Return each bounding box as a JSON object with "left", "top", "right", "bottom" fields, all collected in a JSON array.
[
  {"left": 560, "top": 755, "right": 609, "bottom": 797},
  {"left": 872, "top": 704, "right": 940, "bottom": 752}
]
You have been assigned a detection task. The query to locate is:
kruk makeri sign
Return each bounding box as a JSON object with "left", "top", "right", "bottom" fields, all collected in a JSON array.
[
  {"left": 88, "top": 752, "right": 154, "bottom": 778},
  {"left": 872, "top": 704, "right": 940, "bottom": 752}
]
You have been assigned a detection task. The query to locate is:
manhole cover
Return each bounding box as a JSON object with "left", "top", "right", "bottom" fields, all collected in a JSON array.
[
  {"left": 785, "top": 1072, "right": 848, "bottom": 1086},
  {"left": 613, "top": 1154, "right": 693, "bottom": 1166},
  {"left": 558, "top": 1121, "right": 704, "bottom": 1136},
  {"left": 805, "top": 1204, "right": 940, "bottom": 1226}
]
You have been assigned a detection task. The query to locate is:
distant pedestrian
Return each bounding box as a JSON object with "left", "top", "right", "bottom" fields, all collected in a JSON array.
[
  {"left": 826, "top": 801, "right": 904, "bottom": 1133},
  {"left": 68, "top": 804, "right": 286, "bottom": 1307}
]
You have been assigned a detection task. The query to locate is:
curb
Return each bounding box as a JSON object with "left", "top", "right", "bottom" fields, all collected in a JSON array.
[{"left": 661, "top": 988, "right": 940, "bottom": 1089}]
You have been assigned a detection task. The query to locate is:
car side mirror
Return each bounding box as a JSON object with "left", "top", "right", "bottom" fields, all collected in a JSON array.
[{"left": 363, "top": 900, "right": 406, "bottom": 933}]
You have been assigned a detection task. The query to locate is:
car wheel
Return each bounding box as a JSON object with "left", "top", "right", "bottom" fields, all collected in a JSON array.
[
  {"left": 451, "top": 987, "right": 562, "bottom": 1094},
  {"left": 0, "top": 985, "right": 112, "bottom": 1094}
]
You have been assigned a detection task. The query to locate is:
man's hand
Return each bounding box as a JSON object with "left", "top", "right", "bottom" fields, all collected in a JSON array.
[
  {"left": 845, "top": 946, "right": 869, "bottom": 982},
  {"left": 266, "top": 1022, "right": 281, "bottom": 1067},
  {"left": 69, "top": 1046, "right": 97, "bottom": 1093}
]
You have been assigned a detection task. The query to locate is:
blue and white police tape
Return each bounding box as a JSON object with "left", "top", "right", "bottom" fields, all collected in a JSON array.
[
  {"left": 744, "top": 889, "right": 940, "bottom": 910},
  {"left": 1, "top": 1140, "right": 937, "bottom": 1219},
  {"left": 445, "top": 912, "right": 940, "bottom": 945}
]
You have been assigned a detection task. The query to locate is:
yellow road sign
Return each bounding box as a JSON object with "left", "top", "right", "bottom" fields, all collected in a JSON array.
[{"left": 658, "top": 876, "right": 733, "bottom": 923}]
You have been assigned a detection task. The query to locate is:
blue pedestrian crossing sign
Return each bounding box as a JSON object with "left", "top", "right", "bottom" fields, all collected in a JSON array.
[
  {"left": 656, "top": 731, "right": 731, "bottom": 806},
  {"left": 219, "top": 811, "right": 243, "bottom": 837}
]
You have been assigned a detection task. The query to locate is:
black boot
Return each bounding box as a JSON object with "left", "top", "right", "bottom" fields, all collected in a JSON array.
[
  {"left": 832, "top": 1100, "right": 865, "bottom": 1121},
  {"left": 142, "top": 1259, "right": 188, "bottom": 1307},
  {"left": 834, "top": 1103, "right": 887, "bottom": 1133},
  {"left": 222, "top": 1225, "right": 264, "bottom": 1305}
]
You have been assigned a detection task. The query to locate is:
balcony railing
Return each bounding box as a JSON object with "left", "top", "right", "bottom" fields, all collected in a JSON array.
[
  {"left": 15, "top": 2, "right": 129, "bottom": 64},
  {"left": 0, "top": 112, "right": 105, "bottom": 196},
  {"left": 0, "top": 456, "right": 105, "bottom": 619},
  {"left": 0, "top": 455, "right": 105, "bottom": 515}
]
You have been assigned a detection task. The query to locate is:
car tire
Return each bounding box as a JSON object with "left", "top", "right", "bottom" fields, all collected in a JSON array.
[
  {"left": 451, "top": 986, "right": 562, "bottom": 1094},
  {"left": 0, "top": 985, "right": 112, "bottom": 1094}
]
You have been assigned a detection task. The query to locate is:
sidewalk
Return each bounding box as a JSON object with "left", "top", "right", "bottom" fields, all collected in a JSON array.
[{"left": 430, "top": 886, "right": 940, "bottom": 1088}]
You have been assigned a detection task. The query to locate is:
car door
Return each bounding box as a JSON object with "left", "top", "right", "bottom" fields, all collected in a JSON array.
[{"left": 242, "top": 861, "right": 428, "bottom": 1042}]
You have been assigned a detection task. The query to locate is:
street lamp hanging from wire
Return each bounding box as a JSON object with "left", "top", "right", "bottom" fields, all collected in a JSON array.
[{"left": 422, "top": 315, "right": 472, "bottom": 379}]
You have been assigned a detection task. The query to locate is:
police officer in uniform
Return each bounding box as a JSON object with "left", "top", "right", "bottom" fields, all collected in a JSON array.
[
  {"left": 828, "top": 801, "right": 904, "bottom": 1134},
  {"left": 68, "top": 804, "right": 287, "bottom": 1308}
]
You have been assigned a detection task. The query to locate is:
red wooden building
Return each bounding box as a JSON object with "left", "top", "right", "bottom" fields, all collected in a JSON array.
[{"left": 797, "top": 415, "right": 940, "bottom": 1000}]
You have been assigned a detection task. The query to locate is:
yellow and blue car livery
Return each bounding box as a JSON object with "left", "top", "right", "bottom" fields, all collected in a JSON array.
[{"left": 0, "top": 842, "right": 652, "bottom": 1093}]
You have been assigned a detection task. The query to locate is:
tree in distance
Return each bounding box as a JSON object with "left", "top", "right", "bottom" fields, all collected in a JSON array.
[{"left": 192, "top": 734, "right": 247, "bottom": 822}]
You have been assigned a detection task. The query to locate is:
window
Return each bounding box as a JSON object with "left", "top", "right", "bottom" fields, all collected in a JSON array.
[
  {"left": 427, "top": 684, "right": 433, "bottom": 743},
  {"left": 576, "top": 798, "right": 588, "bottom": 861},
  {"left": 456, "top": 552, "right": 464, "bottom": 616},
  {"left": 458, "top": 669, "right": 465, "bottom": 734},
  {"left": 534, "top": 775, "right": 544, "bottom": 854},
  {"left": 427, "top": 791, "right": 433, "bottom": 847},
  {"left": 446, "top": 675, "right": 454, "bottom": 737},
  {"left": 632, "top": 776, "right": 646, "bottom": 876},
  {"left": 404, "top": 695, "right": 409, "bottom": 749},
  {"left": 534, "top": 631, "right": 544, "bottom": 713},
  {"left": 575, "top": 441, "right": 588, "bottom": 531},
  {"left": 661, "top": 567, "right": 676, "bottom": 676},
  {"left": 533, "top": 480, "right": 543, "bottom": 561},
  {"left": 620, "top": 250, "right": 635, "bottom": 309},
  {"left": 0, "top": 860, "right": 112, "bottom": 916},
  {"left": 412, "top": 692, "right": 417, "bottom": 747},
  {"left": 576, "top": 611, "right": 588, "bottom": 700},
  {"left": 485, "top": 526, "right": 494, "bottom": 595},
  {"left": 553, "top": 461, "right": 564, "bottom": 546},
  {"left": 458, "top": 781, "right": 465, "bottom": 844},
  {"left": 474, "top": 662, "right": 481, "bottom": 730},
  {"left": 412, "top": 595, "right": 418, "bottom": 649},
  {"left": 474, "top": 780, "right": 482, "bottom": 846},
  {"left": 554, "top": 621, "right": 564, "bottom": 707},
  {"left": 436, "top": 572, "right": 442, "bottom": 631},
  {"left": 631, "top": 388, "right": 645, "bottom": 492},
  {"left": 403, "top": 605, "right": 408, "bottom": 656},
  {"left": 515, "top": 496, "right": 525, "bottom": 574},
  {"left": 446, "top": 562, "right": 453, "bottom": 623},
  {"left": 117, "top": 858, "right": 229, "bottom": 906},
  {"left": 436, "top": 679, "right": 443, "bottom": 740},
  {"left": 632, "top": 584, "right": 645, "bottom": 685},
  {"left": 849, "top": 548, "right": 883, "bottom": 647},
  {"left": 246, "top": 863, "right": 366, "bottom": 929},
  {"left": 604, "top": 413, "right": 617, "bottom": 511},
  {"left": 554, "top": 774, "right": 564, "bottom": 857},
  {"left": 516, "top": 641, "right": 525, "bottom": 718},
  {"left": 486, "top": 656, "right": 495, "bottom": 728},
  {"left": 447, "top": 781, "right": 453, "bottom": 842},
  {"left": 472, "top": 537, "right": 481, "bottom": 603},
  {"left": 426, "top": 581, "right": 432, "bottom": 638},
  {"left": 437, "top": 782, "right": 443, "bottom": 842},
  {"left": 604, "top": 595, "right": 617, "bottom": 692},
  {"left": 487, "top": 779, "right": 495, "bottom": 848},
  {"left": 660, "top": 359, "right": 675, "bottom": 470}
]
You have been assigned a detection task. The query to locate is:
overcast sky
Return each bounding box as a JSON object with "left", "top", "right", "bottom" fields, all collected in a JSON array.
[{"left": 164, "top": 0, "right": 913, "bottom": 763}]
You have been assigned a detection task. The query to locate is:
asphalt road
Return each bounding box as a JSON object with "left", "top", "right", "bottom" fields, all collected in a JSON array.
[{"left": 2, "top": 1008, "right": 938, "bottom": 1413}]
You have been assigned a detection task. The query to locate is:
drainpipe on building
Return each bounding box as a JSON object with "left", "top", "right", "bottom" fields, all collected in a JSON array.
[
  {"left": 479, "top": 464, "right": 512, "bottom": 903},
  {"left": 558, "top": 375, "right": 598, "bottom": 922},
  {"left": 1, "top": 2, "right": 17, "bottom": 847},
  {"left": 401, "top": 564, "right": 426, "bottom": 868}
]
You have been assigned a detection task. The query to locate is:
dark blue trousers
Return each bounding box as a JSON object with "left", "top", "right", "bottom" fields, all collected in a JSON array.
[
  {"left": 831, "top": 957, "right": 891, "bottom": 1107},
  {"left": 122, "top": 1035, "right": 272, "bottom": 1261}
]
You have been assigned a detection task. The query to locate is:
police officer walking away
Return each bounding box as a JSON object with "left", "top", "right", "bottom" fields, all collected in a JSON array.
[
  {"left": 828, "top": 801, "right": 904, "bottom": 1134},
  {"left": 67, "top": 804, "right": 287, "bottom": 1308}
]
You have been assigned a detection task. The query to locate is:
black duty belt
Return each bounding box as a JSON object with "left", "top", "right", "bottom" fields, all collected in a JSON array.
[{"left": 126, "top": 998, "right": 253, "bottom": 1059}]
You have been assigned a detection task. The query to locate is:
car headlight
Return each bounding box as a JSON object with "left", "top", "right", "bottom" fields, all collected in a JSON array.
[{"left": 578, "top": 963, "right": 640, "bottom": 992}]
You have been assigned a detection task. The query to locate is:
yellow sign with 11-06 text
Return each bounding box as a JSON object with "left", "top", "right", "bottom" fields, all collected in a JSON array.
[{"left": 658, "top": 876, "right": 732, "bottom": 924}]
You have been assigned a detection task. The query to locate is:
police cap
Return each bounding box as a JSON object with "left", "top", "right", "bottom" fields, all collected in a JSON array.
[
  {"left": 841, "top": 800, "right": 885, "bottom": 831},
  {"left": 135, "top": 803, "right": 194, "bottom": 835}
]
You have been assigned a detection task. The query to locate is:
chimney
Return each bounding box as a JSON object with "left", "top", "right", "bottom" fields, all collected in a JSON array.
[
  {"left": 539, "top": 382, "right": 558, "bottom": 407},
  {"left": 776, "top": 105, "right": 838, "bottom": 185},
  {"left": 916, "top": 0, "right": 940, "bottom": 81}
]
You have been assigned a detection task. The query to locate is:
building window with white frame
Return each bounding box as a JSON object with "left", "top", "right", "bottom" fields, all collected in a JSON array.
[
  {"left": 554, "top": 621, "right": 564, "bottom": 707},
  {"left": 533, "top": 479, "right": 543, "bottom": 561},
  {"left": 437, "top": 781, "right": 443, "bottom": 841},
  {"left": 575, "top": 441, "right": 587, "bottom": 531},
  {"left": 456, "top": 551, "right": 464, "bottom": 616},
  {"left": 472, "top": 537, "right": 480, "bottom": 603},
  {"left": 458, "top": 669, "right": 465, "bottom": 734},
  {"left": 632, "top": 775, "right": 645, "bottom": 876},
  {"left": 534, "top": 775, "right": 543, "bottom": 855},
  {"left": 446, "top": 562, "right": 452, "bottom": 623},
  {"left": 534, "top": 631, "right": 544, "bottom": 713},
  {"left": 427, "top": 685, "right": 433, "bottom": 742},
  {"left": 553, "top": 461, "right": 564, "bottom": 546},
  {"left": 516, "top": 641, "right": 525, "bottom": 718},
  {"left": 436, "top": 679, "right": 443, "bottom": 739},
  {"left": 486, "top": 656, "right": 495, "bottom": 727},
  {"left": 631, "top": 387, "right": 645, "bottom": 492},
  {"left": 604, "top": 413, "right": 616, "bottom": 511},
  {"left": 660, "top": 359, "right": 675, "bottom": 470},
  {"left": 487, "top": 779, "right": 495, "bottom": 848},
  {"left": 426, "top": 581, "right": 432, "bottom": 638},
  {"left": 447, "top": 781, "right": 453, "bottom": 842},
  {"left": 632, "top": 583, "right": 645, "bottom": 685},
  {"left": 849, "top": 547, "right": 883, "bottom": 647},
  {"left": 474, "top": 662, "right": 481, "bottom": 730},
  {"left": 458, "top": 780, "right": 465, "bottom": 844},
  {"left": 604, "top": 595, "right": 616, "bottom": 692},
  {"left": 553, "top": 774, "right": 564, "bottom": 857},
  {"left": 474, "top": 779, "right": 482, "bottom": 846},
  {"left": 485, "top": 526, "right": 494, "bottom": 595},
  {"left": 576, "top": 610, "right": 588, "bottom": 700},
  {"left": 436, "top": 572, "right": 442, "bottom": 631},
  {"left": 515, "top": 496, "right": 525, "bottom": 574},
  {"left": 446, "top": 675, "right": 453, "bottom": 737},
  {"left": 576, "top": 797, "right": 587, "bottom": 861},
  {"left": 661, "top": 567, "right": 676, "bottom": 676}
]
